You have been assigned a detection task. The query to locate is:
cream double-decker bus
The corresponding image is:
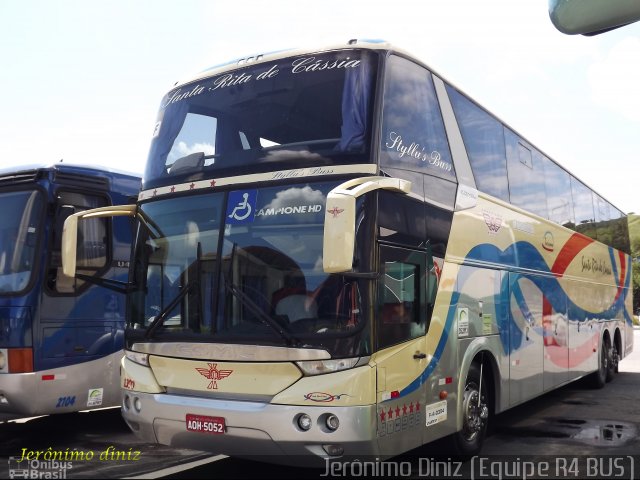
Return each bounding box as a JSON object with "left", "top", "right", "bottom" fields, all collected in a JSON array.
[{"left": 62, "top": 40, "right": 633, "bottom": 462}]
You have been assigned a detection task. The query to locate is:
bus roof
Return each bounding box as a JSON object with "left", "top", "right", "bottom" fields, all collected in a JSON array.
[
  {"left": 170, "top": 38, "right": 399, "bottom": 90},
  {"left": 0, "top": 162, "right": 141, "bottom": 194}
]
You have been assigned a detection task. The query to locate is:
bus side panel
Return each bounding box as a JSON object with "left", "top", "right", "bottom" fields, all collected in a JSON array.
[
  {"left": 452, "top": 265, "right": 510, "bottom": 418},
  {"left": 543, "top": 277, "right": 569, "bottom": 390},
  {"left": 507, "top": 273, "right": 544, "bottom": 406},
  {"left": 566, "top": 279, "right": 601, "bottom": 380}
]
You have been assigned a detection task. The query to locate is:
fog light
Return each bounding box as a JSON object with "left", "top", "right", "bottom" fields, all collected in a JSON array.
[
  {"left": 123, "top": 394, "right": 130, "bottom": 411},
  {"left": 325, "top": 414, "right": 340, "bottom": 431},
  {"left": 133, "top": 397, "right": 142, "bottom": 413},
  {"left": 297, "top": 413, "right": 312, "bottom": 431},
  {"left": 322, "top": 444, "right": 344, "bottom": 456}
]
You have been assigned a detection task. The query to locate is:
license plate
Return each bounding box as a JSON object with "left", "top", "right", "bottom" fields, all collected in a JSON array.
[{"left": 186, "top": 414, "right": 226, "bottom": 434}]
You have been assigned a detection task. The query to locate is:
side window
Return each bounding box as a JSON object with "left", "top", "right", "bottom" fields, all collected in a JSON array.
[
  {"left": 166, "top": 113, "right": 217, "bottom": 171},
  {"left": 594, "top": 195, "right": 613, "bottom": 246},
  {"left": 49, "top": 191, "right": 109, "bottom": 294},
  {"left": 504, "top": 128, "right": 548, "bottom": 218},
  {"left": 447, "top": 85, "right": 509, "bottom": 202},
  {"left": 610, "top": 207, "right": 631, "bottom": 254},
  {"left": 377, "top": 246, "right": 427, "bottom": 350},
  {"left": 570, "top": 177, "right": 596, "bottom": 240},
  {"left": 378, "top": 190, "right": 426, "bottom": 248},
  {"left": 380, "top": 56, "right": 455, "bottom": 180},
  {"left": 542, "top": 156, "right": 574, "bottom": 228}
]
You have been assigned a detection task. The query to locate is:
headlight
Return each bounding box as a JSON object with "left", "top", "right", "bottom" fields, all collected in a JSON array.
[
  {"left": 125, "top": 350, "right": 150, "bottom": 367},
  {"left": 296, "top": 357, "right": 360, "bottom": 376}
]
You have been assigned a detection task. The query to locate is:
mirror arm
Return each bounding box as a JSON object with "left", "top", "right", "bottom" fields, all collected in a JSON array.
[{"left": 75, "top": 274, "right": 137, "bottom": 294}]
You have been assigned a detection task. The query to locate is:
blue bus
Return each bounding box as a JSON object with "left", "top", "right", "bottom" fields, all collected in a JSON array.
[{"left": 0, "top": 163, "right": 140, "bottom": 418}]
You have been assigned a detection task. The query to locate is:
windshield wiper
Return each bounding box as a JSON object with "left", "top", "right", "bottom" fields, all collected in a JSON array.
[
  {"left": 144, "top": 281, "right": 193, "bottom": 339},
  {"left": 222, "top": 245, "right": 300, "bottom": 347},
  {"left": 223, "top": 278, "right": 300, "bottom": 347},
  {"left": 144, "top": 242, "right": 203, "bottom": 339}
]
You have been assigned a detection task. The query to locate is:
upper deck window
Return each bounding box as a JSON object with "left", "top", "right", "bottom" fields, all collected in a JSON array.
[
  {"left": 380, "top": 56, "right": 455, "bottom": 180},
  {"left": 447, "top": 85, "right": 509, "bottom": 202},
  {"left": 144, "top": 50, "right": 378, "bottom": 187}
]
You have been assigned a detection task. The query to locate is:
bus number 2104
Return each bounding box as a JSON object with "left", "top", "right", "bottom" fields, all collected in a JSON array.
[{"left": 56, "top": 396, "right": 76, "bottom": 408}]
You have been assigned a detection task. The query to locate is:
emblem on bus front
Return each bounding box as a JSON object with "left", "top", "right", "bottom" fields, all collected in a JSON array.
[
  {"left": 328, "top": 206, "right": 344, "bottom": 218},
  {"left": 196, "top": 363, "right": 234, "bottom": 390}
]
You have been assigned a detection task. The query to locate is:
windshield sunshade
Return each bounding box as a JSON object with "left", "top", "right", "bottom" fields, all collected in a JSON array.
[{"left": 144, "top": 50, "right": 378, "bottom": 186}]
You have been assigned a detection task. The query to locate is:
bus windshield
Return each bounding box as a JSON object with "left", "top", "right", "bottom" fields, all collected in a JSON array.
[
  {"left": 129, "top": 182, "right": 368, "bottom": 357},
  {"left": 0, "top": 190, "right": 43, "bottom": 294},
  {"left": 144, "top": 49, "right": 378, "bottom": 187}
]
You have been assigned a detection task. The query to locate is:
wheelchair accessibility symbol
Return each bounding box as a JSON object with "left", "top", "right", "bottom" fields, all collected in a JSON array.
[{"left": 226, "top": 190, "right": 257, "bottom": 224}]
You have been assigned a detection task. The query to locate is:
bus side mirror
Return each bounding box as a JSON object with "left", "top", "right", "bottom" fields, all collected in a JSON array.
[
  {"left": 323, "top": 176, "right": 411, "bottom": 273},
  {"left": 62, "top": 213, "right": 79, "bottom": 277},
  {"left": 54, "top": 205, "right": 76, "bottom": 251},
  {"left": 62, "top": 204, "right": 137, "bottom": 277}
]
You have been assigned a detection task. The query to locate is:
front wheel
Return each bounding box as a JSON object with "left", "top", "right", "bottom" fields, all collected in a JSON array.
[{"left": 452, "top": 362, "right": 490, "bottom": 456}]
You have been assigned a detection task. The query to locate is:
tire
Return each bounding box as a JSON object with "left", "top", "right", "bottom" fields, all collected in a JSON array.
[
  {"left": 606, "top": 342, "right": 618, "bottom": 382},
  {"left": 451, "top": 362, "right": 490, "bottom": 456},
  {"left": 590, "top": 339, "right": 609, "bottom": 389}
]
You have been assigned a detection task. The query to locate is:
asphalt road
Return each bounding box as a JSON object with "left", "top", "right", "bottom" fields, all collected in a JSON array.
[{"left": 2, "top": 328, "right": 639, "bottom": 479}]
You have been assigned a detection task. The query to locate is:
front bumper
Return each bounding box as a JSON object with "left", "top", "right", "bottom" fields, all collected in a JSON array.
[{"left": 122, "top": 390, "right": 378, "bottom": 463}]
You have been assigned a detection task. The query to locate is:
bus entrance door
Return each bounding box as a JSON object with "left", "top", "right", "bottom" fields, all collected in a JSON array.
[{"left": 375, "top": 246, "right": 428, "bottom": 456}]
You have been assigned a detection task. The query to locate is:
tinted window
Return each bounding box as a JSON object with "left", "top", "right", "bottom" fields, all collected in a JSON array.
[
  {"left": 0, "top": 190, "right": 44, "bottom": 294},
  {"left": 380, "top": 56, "right": 454, "bottom": 180},
  {"left": 447, "top": 85, "right": 509, "bottom": 201},
  {"left": 610, "top": 207, "right": 631, "bottom": 253},
  {"left": 144, "top": 50, "right": 378, "bottom": 186},
  {"left": 542, "top": 156, "right": 573, "bottom": 228},
  {"left": 570, "top": 178, "right": 596, "bottom": 240},
  {"left": 594, "top": 195, "right": 612, "bottom": 245},
  {"left": 377, "top": 170, "right": 454, "bottom": 256},
  {"left": 378, "top": 190, "right": 426, "bottom": 248},
  {"left": 377, "top": 246, "right": 427, "bottom": 350},
  {"left": 50, "top": 192, "right": 109, "bottom": 294},
  {"left": 505, "top": 128, "right": 547, "bottom": 218}
]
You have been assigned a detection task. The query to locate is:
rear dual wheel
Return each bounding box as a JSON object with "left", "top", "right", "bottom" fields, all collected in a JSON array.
[{"left": 591, "top": 338, "right": 612, "bottom": 389}]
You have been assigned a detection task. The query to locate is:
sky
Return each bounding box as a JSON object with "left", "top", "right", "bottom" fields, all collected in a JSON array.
[{"left": 1, "top": 0, "right": 639, "bottom": 214}]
